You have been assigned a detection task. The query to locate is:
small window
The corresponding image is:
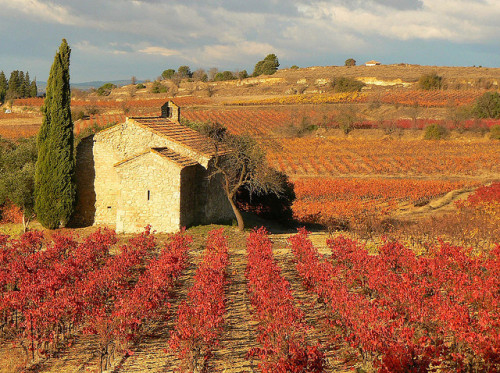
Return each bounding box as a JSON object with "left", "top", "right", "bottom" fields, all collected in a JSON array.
[{"left": 147, "top": 190, "right": 151, "bottom": 201}]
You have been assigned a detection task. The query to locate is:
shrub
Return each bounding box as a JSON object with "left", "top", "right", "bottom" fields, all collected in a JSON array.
[
  {"left": 331, "top": 77, "right": 365, "bottom": 93},
  {"left": 136, "top": 83, "right": 146, "bottom": 89},
  {"left": 418, "top": 72, "right": 443, "bottom": 90},
  {"left": 150, "top": 81, "right": 167, "bottom": 94},
  {"left": 424, "top": 123, "right": 448, "bottom": 140},
  {"left": 96, "top": 82, "right": 116, "bottom": 96},
  {"left": 490, "top": 124, "right": 500, "bottom": 140},
  {"left": 473, "top": 91, "right": 500, "bottom": 119},
  {"left": 213, "top": 71, "right": 237, "bottom": 81},
  {"left": 290, "top": 65, "right": 299, "bottom": 70},
  {"left": 72, "top": 110, "right": 86, "bottom": 121}
]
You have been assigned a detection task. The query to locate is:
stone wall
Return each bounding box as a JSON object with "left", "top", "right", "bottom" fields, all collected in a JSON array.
[
  {"left": 81, "top": 118, "right": 233, "bottom": 232},
  {"left": 93, "top": 121, "right": 172, "bottom": 226},
  {"left": 202, "top": 163, "right": 234, "bottom": 224},
  {"left": 72, "top": 136, "right": 96, "bottom": 227},
  {"left": 115, "top": 152, "right": 182, "bottom": 233},
  {"left": 180, "top": 165, "right": 205, "bottom": 227}
]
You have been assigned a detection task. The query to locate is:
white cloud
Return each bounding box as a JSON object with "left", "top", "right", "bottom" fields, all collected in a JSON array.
[
  {"left": 297, "top": 0, "right": 500, "bottom": 43},
  {"left": 0, "top": 0, "right": 79, "bottom": 25},
  {"left": 2, "top": 0, "right": 500, "bottom": 81},
  {"left": 138, "top": 46, "right": 179, "bottom": 57},
  {"left": 73, "top": 41, "right": 128, "bottom": 55},
  {"left": 194, "top": 41, "right": 278, "bottom": 65}
]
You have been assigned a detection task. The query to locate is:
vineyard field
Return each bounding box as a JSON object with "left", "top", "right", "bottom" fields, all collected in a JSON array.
[
  {"left": 292, "top": 178, "right": 481, "bottom": 225},
  {"left": 0, "top": 227, "right": 498, "bottom": 372},
  {"left": 229, "top": 89, "right": 485, "bottom": 107},
  {"left": 263, "top": 137, "right": 500, "bottom": 178}
]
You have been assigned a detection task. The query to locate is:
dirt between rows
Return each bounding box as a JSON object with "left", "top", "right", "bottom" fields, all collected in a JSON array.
[{"left": 0, "top": 227, "right": 355, "bottom": 373}]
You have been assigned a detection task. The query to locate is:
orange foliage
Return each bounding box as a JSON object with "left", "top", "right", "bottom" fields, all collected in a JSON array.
[
  {"left": 292, "top": 178, "right": 480, "bottom": 225},
  {"left": 0, "top": 124, "right": 39, "bottom": 139},
  {"left": 263, "top": 137, "right": 500, "bottom": 177},
  {"left": 13, "top": 96, "right": 210, "bottom": 109},
  {"left": 0, "top": 202, "right": 23, "bottom": 224},
  {"left": 379, "top": 89, "right": 483, "bottom": 107}
]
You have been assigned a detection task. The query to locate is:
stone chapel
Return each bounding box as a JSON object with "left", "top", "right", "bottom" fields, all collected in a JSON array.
[{"left": 73, "top": 101, "right": 233, "bottom": 233}]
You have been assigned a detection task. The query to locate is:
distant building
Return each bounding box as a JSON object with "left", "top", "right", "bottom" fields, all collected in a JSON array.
[
  {"left": 365, "top": 60, "right": 381, "bottom": 66},
  {"left": 73, "top": 101, "right": 233, "bottom": 233}
]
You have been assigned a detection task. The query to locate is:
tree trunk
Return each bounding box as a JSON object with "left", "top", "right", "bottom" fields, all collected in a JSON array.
[{"left": 228, "top": 196, "right": 244, "bottom": 231}]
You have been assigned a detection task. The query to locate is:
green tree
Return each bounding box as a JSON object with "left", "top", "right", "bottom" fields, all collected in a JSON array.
[
  {"left": 0, "top": 137, "right": 37, "bottom": 231},
  {"left": 177, "top": 65, "right": 192, "bottom": 78},
  {"left": 35, "top": 38, "right": 76, "bottom": 229},
  {"left": 345, "top": 58, "right": 356, "bottom": 67},
  {"left": 473, "top": 91, "right": 500, "bottom": 119},
  {"left": 24, "top": 72, "right": 31, "bottom": 97},
  {"left": 252, "top": 54, "right": 280, "bottom": 76},
  {"left": 238, "top": 70, "right": 248, "bottom": 80},
  {"left": 6, "top": 70, "right": 20, "bottom": 99},
  {"left": 29, "top": 79, "right": 38, "bottom": 97},
  {"left": 161, "top": 69, "right": 176, "bottom": 80},
  {"left": 18, "top": 71, "right": 25, "bottom": 97},
  {"left": 0, "top": 71, "right": 7, "bottom": 102},
  {"left": 213, "top": 71, "right": 237, "bottom": 81}
]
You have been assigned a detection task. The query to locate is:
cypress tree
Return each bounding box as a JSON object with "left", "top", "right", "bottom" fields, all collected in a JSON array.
[
  {"left": 18, "top": 71, "right": 25, "bottom": 97},
  {"left": 7, "top": 70, "right": 20, "bottom": 99},
  {"left": 29, "top": 79, "right": 38, "bottom": 98},
  {"left": 0, "top": 71, "right": 6, "bottom": 102},
  {"left": 34, "top": 39, "right": 75, "bottom": 229},
  {"left": 24, "top": 72, "right": 31, "bottom": 98}
]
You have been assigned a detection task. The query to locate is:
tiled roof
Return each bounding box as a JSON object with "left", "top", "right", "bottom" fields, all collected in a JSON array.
[
  {"left": 151, "top": 148, "right": 198, "bottom": 167},
  {"left": 114, "top": 147, "right": 199, "bottom": 168},
  {"left": 129, "top": 116, "right": 231, "bottom": 158}
]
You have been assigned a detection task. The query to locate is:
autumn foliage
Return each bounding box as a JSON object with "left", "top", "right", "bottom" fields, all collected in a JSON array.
[
  {"left": 246, "top": 227, "right": 324, "bottom": 372},
  {"left": 289, "top": 229, "right": 500, "bottom": 372}
]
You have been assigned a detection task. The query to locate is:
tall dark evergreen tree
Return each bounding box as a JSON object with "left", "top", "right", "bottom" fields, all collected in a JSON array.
[
  {"left": 24, "top": 72, "right": 31, "bottom": 97},
  {"left": 0, "top": 71, "right": 7, "bottom": 102},
  {"left": 34, "top": 39, "right": 75, "bottom": 229},
  {"left": 18, "top": 71, "right": 25, "bottom": 97},
  {"left": 6, "top": 70, "right": 20, "bottom": 99},
  {"left": 29, "top": 79, "right": 38, "bottom": 97}
]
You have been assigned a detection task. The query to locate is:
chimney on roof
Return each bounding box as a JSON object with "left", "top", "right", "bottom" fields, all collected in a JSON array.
[{"left": 161, "top": 101, "right": 180, "bottom": 122}]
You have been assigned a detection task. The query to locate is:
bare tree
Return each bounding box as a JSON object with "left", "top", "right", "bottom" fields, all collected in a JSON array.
[
  {"left": 208, "top": 67, "right": 219, "bottom": 81},
  {"left": 202, "top": 123, "right": 285, "bottom": 231},
  {"left": 127, "top": 84, "right": 137, "bottom": 98},
  {"left": 336, "top": 104, "right": 360, "bottom": 134}
]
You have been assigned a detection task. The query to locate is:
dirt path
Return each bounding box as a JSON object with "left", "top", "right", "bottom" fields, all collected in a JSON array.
[
  {"left": 112, "top": 240, "right": 206, "bottom": 373},
  {"left": 272, "top": 237, "right": 349, "bottom": 372},
  {"left": 205, "top": 232, "right": 259, "bottom": 373}
]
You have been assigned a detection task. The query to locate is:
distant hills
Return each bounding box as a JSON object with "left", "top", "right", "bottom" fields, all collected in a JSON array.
[{"left": 37, "top": 79, "right": 141, "bottom": 93}]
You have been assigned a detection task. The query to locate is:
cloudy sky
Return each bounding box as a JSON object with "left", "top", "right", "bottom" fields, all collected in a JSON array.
[{"left": 0, "top": 0, "right": 499, "bottom": 83}]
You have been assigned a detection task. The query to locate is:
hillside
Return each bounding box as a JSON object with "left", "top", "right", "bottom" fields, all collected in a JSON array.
[{"left": 98, "top": 64, "right": 500, "bottom": 100}]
